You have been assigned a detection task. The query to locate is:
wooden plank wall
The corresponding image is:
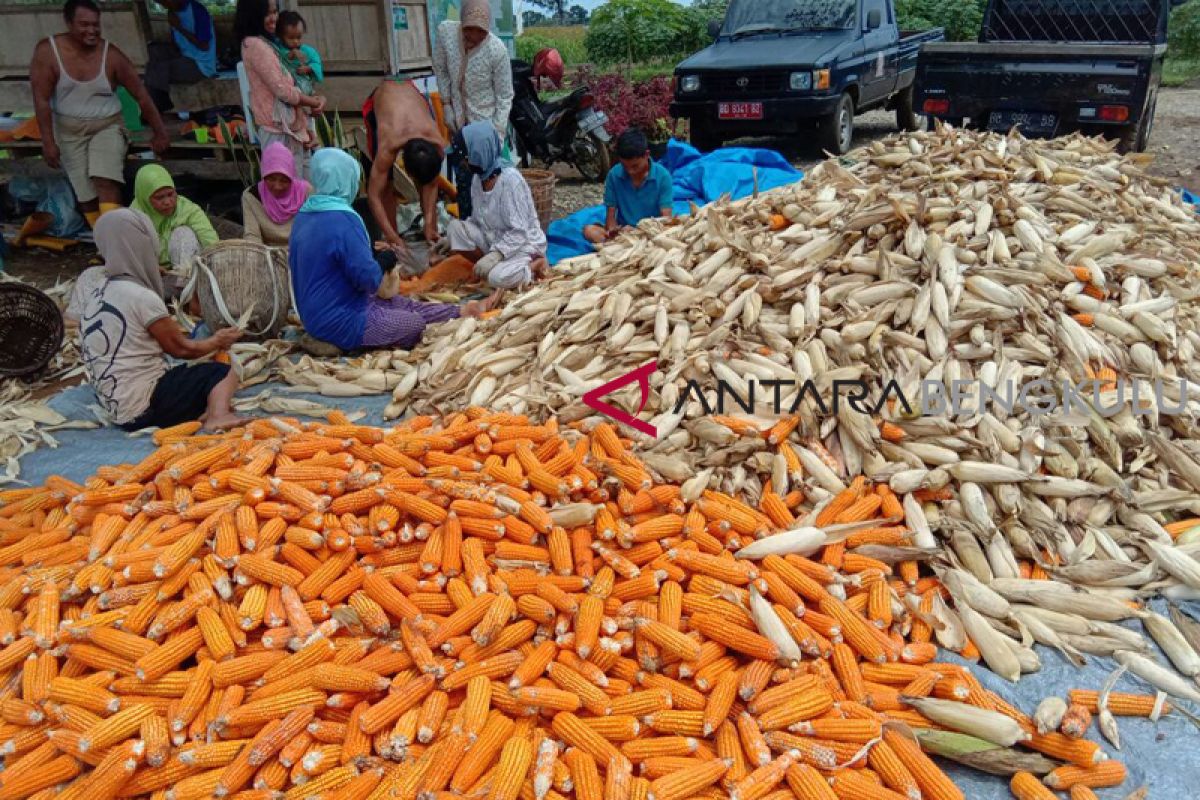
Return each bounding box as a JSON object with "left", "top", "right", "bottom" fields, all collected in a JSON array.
[
  {"left": 393, "top": 2, "right": 431, "bottom": 70},
  {"left": 298, "top": 0, "right": 391, "bottom": 72},
  {"left": 0, "top": 2, "right": 150, "bottom": 78}
]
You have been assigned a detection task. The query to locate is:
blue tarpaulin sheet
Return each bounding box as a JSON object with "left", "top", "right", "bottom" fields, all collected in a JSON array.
[{"left": 547, "top": 138, "right": 803, "bottom": 265}]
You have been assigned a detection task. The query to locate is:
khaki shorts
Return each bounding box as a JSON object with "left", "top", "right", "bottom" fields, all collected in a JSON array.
[{"left": 53, "top": 113, "right": 128, "bottom": 203}]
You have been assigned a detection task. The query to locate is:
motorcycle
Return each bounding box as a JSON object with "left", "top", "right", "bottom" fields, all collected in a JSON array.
[{"left": 508, "top": 49, "right": 612, "bottom": 182}]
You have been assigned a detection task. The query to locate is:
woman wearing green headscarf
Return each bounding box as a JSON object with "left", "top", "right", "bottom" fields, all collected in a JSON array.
[{"left": 131, "top": 164, "right": 219, "bottom": 269}]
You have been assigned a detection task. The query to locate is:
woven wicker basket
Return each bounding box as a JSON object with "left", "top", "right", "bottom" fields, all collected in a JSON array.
[
  {"left": 520, "top": 168, "right": 557, "bottom": 231},
  {"left": 0, "top": 283, "right": 64, "bottom": 378},
  {"left": 190, "top": 240, "right": 291, "bottom": 342}
]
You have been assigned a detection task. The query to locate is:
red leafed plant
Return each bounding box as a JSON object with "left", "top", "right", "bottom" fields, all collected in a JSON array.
[{"left": 573, "top": 67, "right": 681, "bottom": 142}]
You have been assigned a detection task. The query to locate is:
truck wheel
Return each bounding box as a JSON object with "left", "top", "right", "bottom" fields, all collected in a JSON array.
[
  {"left": 894, "top": 87, "right": 922, "bottom": 132},
  {"left": 1135, "top": 95, "right": 1158, "bottom": 152},
  {"left": 820, "top": 93, "right": 855, "bottom": 155},
  {"left": 689, "top": 122, "right": 722, "bottom": 153},
  {"left": 1117, "top": 124, "right": 1140, "bottom": 154}
]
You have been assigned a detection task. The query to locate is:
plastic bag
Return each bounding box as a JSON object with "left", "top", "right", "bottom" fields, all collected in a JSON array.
[{"left": 7, "top": 176, "right": 86, "bottom": 238}]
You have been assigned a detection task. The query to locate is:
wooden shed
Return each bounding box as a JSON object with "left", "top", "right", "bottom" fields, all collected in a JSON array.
[
  {"left": 293, "top": 0, "right": 515, "bottom": 74},
  {"left": 0, "top": 1, "right": 152, "bottom": 78},
  {"left": 0, "top": 0, "right": 513, "bottom": 112},
  {"left": 294, "top": 0, "right": 431, "bottom": 74}
]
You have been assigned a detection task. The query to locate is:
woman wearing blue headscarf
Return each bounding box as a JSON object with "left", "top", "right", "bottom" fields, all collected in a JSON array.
[
  {"left": 445, "top": 121, "right": 547, "bottom": 289},
  {"left": 288, "top": 148, "right": 495, "bottom": 351}
]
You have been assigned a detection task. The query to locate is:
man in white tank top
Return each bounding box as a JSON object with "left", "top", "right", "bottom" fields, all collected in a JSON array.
[{"left": 29, "top": 0, "right": 169, "bottom": 226}]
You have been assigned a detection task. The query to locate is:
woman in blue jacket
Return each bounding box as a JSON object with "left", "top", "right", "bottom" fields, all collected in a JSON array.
[{"left": 289, "top": 148, "right": 494, "bottom": 351}]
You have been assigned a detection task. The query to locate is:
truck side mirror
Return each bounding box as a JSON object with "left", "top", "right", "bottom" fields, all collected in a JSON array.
[
  {"left": 708, "top": 19, "right": 721, "bottom": 39},
  {"left": 866, "top": 9, "right": 882, "bottom": 29}
]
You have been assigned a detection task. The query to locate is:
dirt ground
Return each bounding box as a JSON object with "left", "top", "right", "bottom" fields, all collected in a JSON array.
[
  {"left": 1141, "top": 86, "right": 1200, "bottom": 194},
  {"left": 5, "top": 86, "right": 1200, "bottom": 287}
]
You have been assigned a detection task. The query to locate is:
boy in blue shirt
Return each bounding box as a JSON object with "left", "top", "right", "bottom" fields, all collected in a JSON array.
[{"left": 585, "top": 129, "right": 674, "bottom": 245}]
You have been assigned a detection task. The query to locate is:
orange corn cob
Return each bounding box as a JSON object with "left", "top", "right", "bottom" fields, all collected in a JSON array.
[
  {"left": 1066, "top": 690, "right": 1169, "bottom": 717},
  {"left": 1011, "top": 771, "right": 1058, "bottom": 800},
  {"left": 1043, "top": 761, "right": 1128, "bottom": 790}
]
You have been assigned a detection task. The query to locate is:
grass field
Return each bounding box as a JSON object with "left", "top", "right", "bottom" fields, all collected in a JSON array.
[
  {"left": 1164, "top": 58, "right": 1200, "bottom": 87},
  {"left": 517, "top": 24, "right": 682, "bottom": 82},
  {"left": 516, "top": 25, "right": 588, "bottom": 65}
]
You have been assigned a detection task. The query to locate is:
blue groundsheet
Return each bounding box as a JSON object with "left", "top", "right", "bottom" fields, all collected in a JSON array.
[
  {"left": 19, "top": 382, "right": 1200, "bottom": 798},
  {"left": 547, "top": 138, "right": 803, "bottom": 265}
]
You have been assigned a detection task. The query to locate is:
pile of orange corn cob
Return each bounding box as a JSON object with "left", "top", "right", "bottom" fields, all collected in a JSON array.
[{"left": 0, "top": 411, "right": 1130, "bottom": 800}]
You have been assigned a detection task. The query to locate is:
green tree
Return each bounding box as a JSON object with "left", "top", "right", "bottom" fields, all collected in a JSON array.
[
  {"left": 586, "top": 0, "right": 711, "bottom": 65},
  {"left": 691, "top": 0, "right": 729, "bottom": 21},
  {"left": 895, "top": 0, "right": 986, "bottom": 42},
  {"left": 566, "top": 4, "right": 590, "bottom": 24},
  {"left": 525, "top": 0, "right": 569, "bottom": 24},
  {"left": 1170, "top": 0, "right": 1200, "bottom": 59},
  {"left": 522, "top": 10, "right": 549, "bottom": 27}
]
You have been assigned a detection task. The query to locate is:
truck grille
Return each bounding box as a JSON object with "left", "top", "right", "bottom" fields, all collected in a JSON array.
[
  {"left": 985, "top": 0, "right": 1163, "bottom": 44},
  {"left": 710, "top": 72, "right": 790, "bottom": 96}
]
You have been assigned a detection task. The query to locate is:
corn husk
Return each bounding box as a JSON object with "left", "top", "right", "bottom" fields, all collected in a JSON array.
[
  {"left": 914, "top": 730, "right": 1060, "bottom": 776},
  {"left": 900, "top": 696, "right": 1031, "bottom": 746}
]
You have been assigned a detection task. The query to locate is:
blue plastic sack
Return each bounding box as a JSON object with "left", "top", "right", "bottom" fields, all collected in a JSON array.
[{"left": 7, "top": 176, "right": 86, "bottom": 238}]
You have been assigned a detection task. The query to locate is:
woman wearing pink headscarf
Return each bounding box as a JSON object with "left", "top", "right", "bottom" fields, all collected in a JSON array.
[{"left": 241, "top": 141, "right": 313, "bottom": 245}]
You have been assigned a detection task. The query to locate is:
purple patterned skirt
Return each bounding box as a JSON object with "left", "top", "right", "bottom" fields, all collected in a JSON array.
[{"left": 361, "top": 295, "right": 461, "bottom": 350}]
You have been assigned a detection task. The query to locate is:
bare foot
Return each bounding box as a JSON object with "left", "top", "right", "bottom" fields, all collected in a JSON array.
[
  {"left": 462, "top": 290, "right": 504, "bottom": 318},
  {"left": 202, "top": 414, "right": 249, "bottom": 432},
  {"left": 481, "top": 289, "right": 504, "bottom": 311}
]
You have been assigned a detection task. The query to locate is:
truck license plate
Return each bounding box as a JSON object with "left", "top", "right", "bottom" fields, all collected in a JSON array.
[
  {"left": 988, "top": 111, "right": 1057, "bottom": 136},
  {"left": 719, "top": 102, "right": 763, "bottom": 120}
]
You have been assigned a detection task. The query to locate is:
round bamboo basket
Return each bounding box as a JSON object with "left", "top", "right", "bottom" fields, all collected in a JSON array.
[
  {"left": 0, "top": 283, "right": 63, "bottom": 377},
  {"left": 520, "top": 168, "right": 557, "bottom": 231},
  {"left": 192, "top": 240, "right": 291, "bottom": 341}
]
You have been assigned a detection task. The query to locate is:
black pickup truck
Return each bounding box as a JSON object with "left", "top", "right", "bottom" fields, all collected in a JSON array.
[
  {"left": 914, "top": 0, "right": 1185, "bottom": 152},
  {"left": 670, "top": 0, "right": 945, "bottom": 154}
]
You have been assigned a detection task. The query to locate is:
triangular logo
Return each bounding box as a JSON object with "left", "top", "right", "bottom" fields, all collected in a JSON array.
[{"left": 582, "top": 360, "right": 659, "bottom": 438}]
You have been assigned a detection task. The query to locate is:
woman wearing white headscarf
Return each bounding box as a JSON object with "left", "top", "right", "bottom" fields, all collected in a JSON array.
[
  {"left": 432, "top": 0, "right": 513, "bottom": 218},
  {"left": 79, "top": 209, "right": 244, "bottom": 431},
  {"left": 445, "top": 121, "right": 547, "bottom": 290}
]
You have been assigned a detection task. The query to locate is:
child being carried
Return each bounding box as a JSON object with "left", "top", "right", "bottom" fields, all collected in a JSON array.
[{"left": 274, "top": 11, "right": 324, "bottom": 143}]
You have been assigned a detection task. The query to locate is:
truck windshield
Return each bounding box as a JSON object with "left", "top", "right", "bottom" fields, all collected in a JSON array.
[
  {"left": 985, "top": 0, "right": 1165, "bottom": 44},
  {"left": 723, "top": 0, "right": 858, "bottom": 36}
]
